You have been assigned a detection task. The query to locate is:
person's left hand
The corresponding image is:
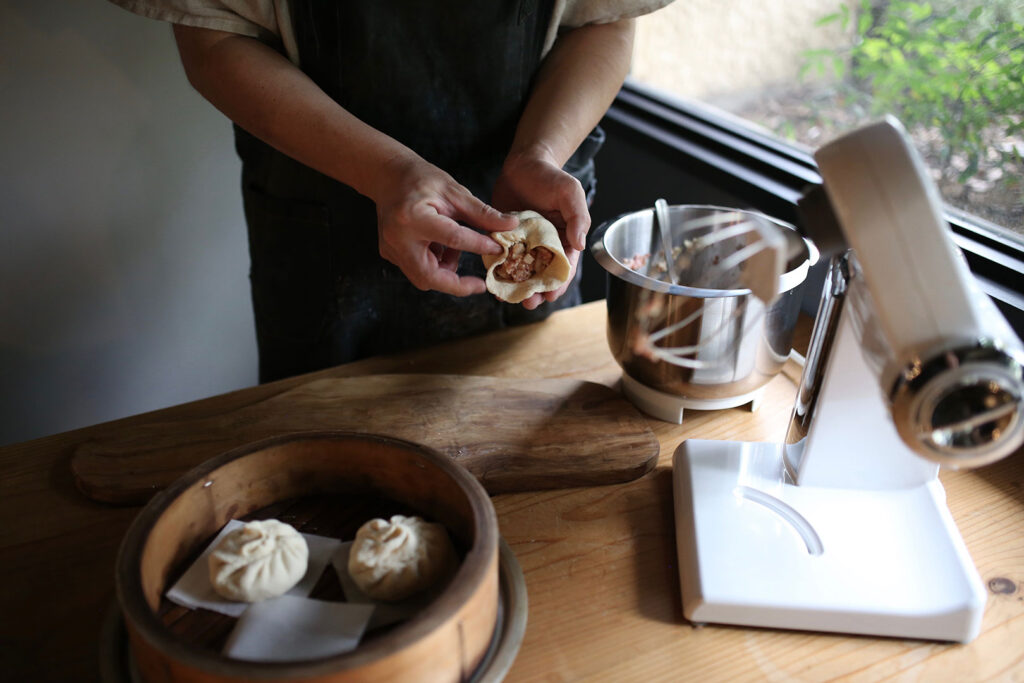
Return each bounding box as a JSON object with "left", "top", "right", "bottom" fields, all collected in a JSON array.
[{"left": 491, "top": 148, "right": 590, "bottom": 310}]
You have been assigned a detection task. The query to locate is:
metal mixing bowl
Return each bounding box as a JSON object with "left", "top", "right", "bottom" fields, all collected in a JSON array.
[{"left": 591, "top": 204, "right": 817, "bottom": 403}]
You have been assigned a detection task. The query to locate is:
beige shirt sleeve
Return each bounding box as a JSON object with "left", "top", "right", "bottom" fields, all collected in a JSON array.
[
  {"left": 108, "top": 0, "right": 672, "bottom": 70},
  {"left": 106, "top": 0, "right": 299, "bottom": 64},
  {"left": 558, "top": 0, "right": 675, "bottom": 27},
  {"left": 544, "top": 0, "right": 676, "bottom": 55}
]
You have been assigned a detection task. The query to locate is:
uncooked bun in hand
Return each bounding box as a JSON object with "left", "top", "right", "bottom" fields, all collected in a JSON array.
[
  {"left": 348, "top": 515, "right": 458, "bottom": 602},
  {"left": 482, "top": 211, "right": 572, "bottom": 303},
  {"left": 208, "top": 519, "right": 309, "bottom": 602}
]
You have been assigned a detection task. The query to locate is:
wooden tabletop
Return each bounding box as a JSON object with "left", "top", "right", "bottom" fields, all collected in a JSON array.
[{"left": 2, "top": 300, "right": 1022, "bottom": 681}]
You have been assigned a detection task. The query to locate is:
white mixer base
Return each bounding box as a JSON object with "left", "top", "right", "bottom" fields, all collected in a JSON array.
[
  {"left": 621, "top": 373, "right": 763, "bottom": 424},
  {"left": 672, "top": 439, "right": 986, "bottom": 642}
]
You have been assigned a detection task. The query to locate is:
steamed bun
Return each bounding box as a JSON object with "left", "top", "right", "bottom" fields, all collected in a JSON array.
[
  {"left": 482, "top": 211, "right": 572, "bottom": 304},
  {"left": 208, "top": 519, "right": 309, "bottom": 602},
  {"left": 348, "top": 515, "right": 457, "bottom": 602}
]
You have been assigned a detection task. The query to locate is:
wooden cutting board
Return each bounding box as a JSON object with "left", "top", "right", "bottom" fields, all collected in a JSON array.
[{"left": 71, "top": 374, "right": 660, "bottom": 505}]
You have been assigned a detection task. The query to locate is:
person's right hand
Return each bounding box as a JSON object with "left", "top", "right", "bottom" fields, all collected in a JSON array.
[
  {"left": 491, "top": 148, "right": 589, "bottom": 310},
  {"left": 372, "top": 154, "right": 516, "bottom": 296}
]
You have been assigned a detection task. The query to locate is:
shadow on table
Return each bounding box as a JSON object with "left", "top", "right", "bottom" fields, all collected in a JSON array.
[{"left": 627, "top": 466, "right": 686, "bottom": 626}]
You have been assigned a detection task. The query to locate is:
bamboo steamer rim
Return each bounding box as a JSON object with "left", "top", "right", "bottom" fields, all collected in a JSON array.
[{"left": 115, "top": 430, "right": 500, "bottom": 680}]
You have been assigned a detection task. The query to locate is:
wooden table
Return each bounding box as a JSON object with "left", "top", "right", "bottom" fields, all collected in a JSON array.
[{"left": 2, "top": 301, "right": 1022, "bottom": 681}]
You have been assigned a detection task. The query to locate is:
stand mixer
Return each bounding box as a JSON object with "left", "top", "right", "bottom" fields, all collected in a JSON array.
[{"left": 672, "top": 117, "right": 1024, "bottom": 642}]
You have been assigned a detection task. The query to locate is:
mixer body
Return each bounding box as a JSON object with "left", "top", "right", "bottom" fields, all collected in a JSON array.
[{"left": 671, "top": 117, "right": 1024, "bottom": 643}]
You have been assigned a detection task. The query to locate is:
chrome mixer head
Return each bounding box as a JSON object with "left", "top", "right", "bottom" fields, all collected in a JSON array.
[{"left": 889, "top": 341, "right": 1024, "bottom": 468}]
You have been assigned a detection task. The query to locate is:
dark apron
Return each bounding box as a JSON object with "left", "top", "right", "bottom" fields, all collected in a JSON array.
[{"left": 236, "top": 0, "right": 601, "bottom": 382}]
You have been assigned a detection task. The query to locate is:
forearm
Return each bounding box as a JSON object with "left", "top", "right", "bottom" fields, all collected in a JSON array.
[
  {"left": 172, "top": 25, "right": 415, "bottom": 202},
  {"left": 509, "top": 19, "right": 635, "bottom": 167}
]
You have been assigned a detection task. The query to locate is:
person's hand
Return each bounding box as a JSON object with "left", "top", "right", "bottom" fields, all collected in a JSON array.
[
  {"left": 372, "top": 154, "right": 516, "bottom": 296},
  {"left": 491, "top": 147, "right": 590, "bottom": 310}
]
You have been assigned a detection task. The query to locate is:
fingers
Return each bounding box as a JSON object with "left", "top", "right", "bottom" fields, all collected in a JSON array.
[
  {"left": 375, "top": 160, "right": 517, "bottom": 296},
  {"left": 379, "top": 206, "right": 501, "bottom": 297},
  {"left": 381, "top": 237, "right": 485, "bottom": 296},
  {"left": 556, "top": 179, "right": 590, "bottom": 252},
  {"left": 422, "top": 216, "right": 504, "bottom": 257},
  {"left": 543, "top": 247, "right": 580, "bottom": 302},
  {"left": 542, "top": 282, "right": 571, "bottom": 304},
  {"left": 428, "top": 272, "right": 488, "bottom": 297},
  {"left": 518, "top": 247, "right": 580, "bottom": 310},
  {"left": 492, "top": 153, "right": 591, "bottom": 251},
  {"left": 435, "top": 244, "right": 461, "bottom": 273},
  {"left": 520, "top": 293, "right": 544, "bottom": 310},
  {"left": 404, "top": 252, "right": 488, "bottom": 296},
  {"left": 405, "top": 196, "right": 507, "bottom": 256},
  {"left": 448, "top": 190, "right": 518, "bottom": 234},
  {"left": 384, "top": 222, "right": 488, "bottom": 296},
  {"left": 429, "top": 271, "right": 487, "bottom": 297}
]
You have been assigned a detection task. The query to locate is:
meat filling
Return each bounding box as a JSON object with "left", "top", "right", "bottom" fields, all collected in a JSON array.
[{"left": 495, "top": 242, "right": 555, "bottom": 282}]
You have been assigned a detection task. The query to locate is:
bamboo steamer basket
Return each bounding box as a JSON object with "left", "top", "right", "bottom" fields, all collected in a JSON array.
[{"left": 116, "top": 431, "right": 500, "bottom": 682}]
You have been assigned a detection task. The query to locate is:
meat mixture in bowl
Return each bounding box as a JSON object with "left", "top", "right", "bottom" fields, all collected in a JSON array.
[{"left": 495, "top": 242, "right": 554, "bottom": 282}]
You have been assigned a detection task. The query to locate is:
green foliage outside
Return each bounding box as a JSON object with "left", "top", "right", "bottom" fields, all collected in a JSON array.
[{"left": 801, "top": 0, "right": 1024, "bottom": 199}]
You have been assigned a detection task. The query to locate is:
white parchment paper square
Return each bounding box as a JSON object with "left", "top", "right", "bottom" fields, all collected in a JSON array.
[
  {"left": 165, "top": 519, "right": 342, "bottom": 617},
  {"left": 223, "top": 595, "right": 375, "bottom": 662}
]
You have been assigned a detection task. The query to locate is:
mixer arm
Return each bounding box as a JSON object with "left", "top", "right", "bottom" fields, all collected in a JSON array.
[{"left": 810, "top": 117, "right": 1024, "bottom": 467}]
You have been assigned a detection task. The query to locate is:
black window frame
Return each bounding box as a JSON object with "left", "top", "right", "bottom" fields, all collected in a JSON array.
[{"left": 606, "top": 79, "right": 1024, "bottom": 333}]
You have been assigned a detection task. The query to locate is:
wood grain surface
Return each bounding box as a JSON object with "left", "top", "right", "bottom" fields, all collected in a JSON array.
[
  {"left": 1, "top": 301, "right": 1022, "bottom": 682},
  {"left": 71, "top": 375, "right": 660, "bottom": 505}
]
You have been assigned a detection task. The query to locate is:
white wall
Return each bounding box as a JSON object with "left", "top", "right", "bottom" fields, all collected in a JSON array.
[
  {"left": 632, "top": 0, "right": 848, "bottom": 104},
  {"left": 1, "top": 1, "right": 258, "bottom": 445}
]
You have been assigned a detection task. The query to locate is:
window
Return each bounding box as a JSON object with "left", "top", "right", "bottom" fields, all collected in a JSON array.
[
  {"left": 630, "top": 0, "right": 1024, "bottom": 245},
  {"left": 589, "top": 0, "right": 1019, "bottom": 329}
]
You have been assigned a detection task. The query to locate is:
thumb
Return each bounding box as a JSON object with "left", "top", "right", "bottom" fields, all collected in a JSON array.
[{"left": 451, "top": 192, "right": 518, "bottom": 234}]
